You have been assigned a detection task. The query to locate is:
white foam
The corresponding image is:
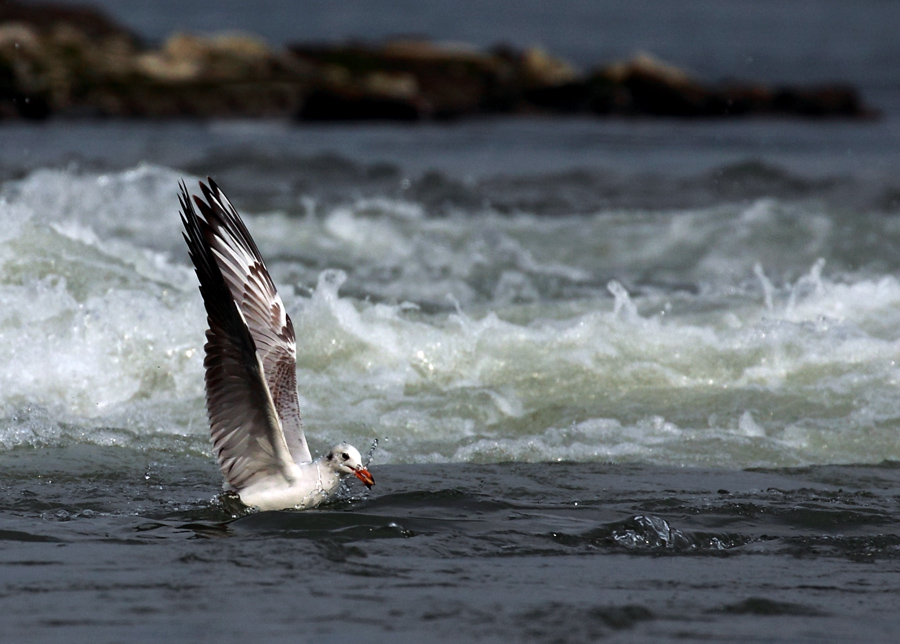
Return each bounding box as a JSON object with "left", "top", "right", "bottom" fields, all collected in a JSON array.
[{"left": 2, "top": 166, "right": 900, "bottom": 468}]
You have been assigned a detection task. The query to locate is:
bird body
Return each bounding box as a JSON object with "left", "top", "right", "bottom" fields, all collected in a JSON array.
[
  {"left": 235, "top": 443, "right": 367, "bottom": 511},
  {"left": 180, "top": 178, "right": 374, "bottom": 511}
]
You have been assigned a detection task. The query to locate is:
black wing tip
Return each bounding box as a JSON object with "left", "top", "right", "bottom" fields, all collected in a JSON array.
[
  {"left": 197, "top": 176, "right": 227, "bottom": 213},
  {"left": 186, "top": 176, "right": 270, "bottom": 268},
  {"left": 191, "top": 176, "right": 232, "bottom": 225},
  {"left": 177, "top": 176, "right": 219, "bottom": 216}
]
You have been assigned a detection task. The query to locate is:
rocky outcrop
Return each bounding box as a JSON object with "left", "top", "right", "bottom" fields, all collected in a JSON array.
[
  {"left": 0, "top": 1, "right": 877, "bottom": 121},
  {"left": 291, "top": 40, "right": 534, "bottom": 120},
  {"left": 0, "top": 0, "right": 138, "bottom": 43},
  {"left": 586, "top": 53, "right": 869, "bottom": 118}
]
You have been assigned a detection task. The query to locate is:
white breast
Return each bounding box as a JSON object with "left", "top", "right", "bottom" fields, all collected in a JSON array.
[{"left": 236, "top": 460, "right": 343, "bottom": 511}]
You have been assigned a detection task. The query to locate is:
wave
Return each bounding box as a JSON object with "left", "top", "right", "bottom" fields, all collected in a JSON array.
[{"left": 1, "top": 165, "right": 900, "bottom": 468}]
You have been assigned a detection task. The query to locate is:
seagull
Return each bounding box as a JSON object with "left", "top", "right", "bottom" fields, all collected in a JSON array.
[{"left": 180, "top": 178, "right": 374, "bottom": 511}]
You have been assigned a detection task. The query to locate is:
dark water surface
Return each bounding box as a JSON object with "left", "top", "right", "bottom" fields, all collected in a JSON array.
[{"left": 2, "top": 447, "right": 899, "bottom": 643}]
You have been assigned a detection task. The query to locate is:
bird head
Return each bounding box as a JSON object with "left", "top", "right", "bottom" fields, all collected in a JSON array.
[{"left": 325, "top": 443, "right": 375, "bottom": 489}]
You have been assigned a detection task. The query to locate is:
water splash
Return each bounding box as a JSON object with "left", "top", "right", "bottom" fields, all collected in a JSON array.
[
  {"left": 608, "top": 280, "right": 639, "bottom": 320},
  {"left": 365, "top": 437, "right": 379, "bottom": 467}
]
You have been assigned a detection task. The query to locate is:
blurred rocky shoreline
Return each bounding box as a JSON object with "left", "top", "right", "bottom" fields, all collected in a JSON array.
[{"left": 0, "top": 1, "right": 876, "bottom": 121}]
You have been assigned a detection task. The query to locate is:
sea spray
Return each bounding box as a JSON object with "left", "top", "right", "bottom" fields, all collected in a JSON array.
[{"left": 1, "top": 166, "right": 900, "bottom": 467}]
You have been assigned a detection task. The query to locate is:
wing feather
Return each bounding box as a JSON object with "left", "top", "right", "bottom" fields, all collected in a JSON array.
[
  {"left": 180, "top": 179, "right": 309, "bottom": 492},
  {"left": 189, "top": 178, "right": 311, "bottom": 465}
]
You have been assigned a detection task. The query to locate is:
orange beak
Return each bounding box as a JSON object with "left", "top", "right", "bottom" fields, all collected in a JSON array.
[{"left": 353, "top": 467, "right": 375, "bottom": 489}]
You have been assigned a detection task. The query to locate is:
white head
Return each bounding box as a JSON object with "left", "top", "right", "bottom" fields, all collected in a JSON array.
[{"left": 324, "top": 443, "right": 375, "bottom": 489}]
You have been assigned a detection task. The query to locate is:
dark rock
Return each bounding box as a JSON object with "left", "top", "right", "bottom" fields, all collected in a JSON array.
[
  {"left": 587, "top": 52, "right": 874, "bottom": 119},
  {"left": 0, "top": 25, "right": 312, "bottom": 119},
  {"left": 523, "top": 81, "right": 591, "bottom": 113},
  {"left": 0, "top": 0, "right": 140, "bottom": 45},
  {"left": 290, "top": 39, "right": 523, "bottom": 119},
  {"left": 289, "top": 41, "right": 582, "bottom": 120},
  {"left": 12, "top": 92, "right": 51, "bottom": 119},
  {"left": 716, "top": 85, "right": 776, "bottom": 116},
  {"left": 299, "top": 88, "right": 423, "bottom": 121},
  {"left": 0, "top": 3, "right": 878, "bottom": 122},
  {"left": 596, "top": 53, "right": 716, "bottom": 116},
  {"left": 772, "top": 85, "right": 870, "bottom": 118}
]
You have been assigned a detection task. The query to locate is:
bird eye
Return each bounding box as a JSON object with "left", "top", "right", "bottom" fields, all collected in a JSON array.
[{"left": 341, "top": 452, "right": 349, "bottom": 460}]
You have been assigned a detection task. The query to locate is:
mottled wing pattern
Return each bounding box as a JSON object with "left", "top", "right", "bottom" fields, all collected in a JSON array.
[
  {"left": 191, "top": 179, "right": 311, "bottom": 465},
  {"left": 181, "top": 180, "right": 302, "bottom": 491}
]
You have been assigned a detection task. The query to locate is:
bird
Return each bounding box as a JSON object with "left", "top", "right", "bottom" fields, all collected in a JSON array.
[{"left": 180, "top": 177, "right": 374, "bottom": 511}]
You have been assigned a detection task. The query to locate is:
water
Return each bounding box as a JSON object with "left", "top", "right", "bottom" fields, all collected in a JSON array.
[
  {"left": 4, "top": 1, "right": 900, "bottom": 642},
  {"left": 5, "top": 124, "right": 900, "bottom": 644},
  {"left": 4, "top": 142, "right": 900, "bottom": 468},
  {"left": 3, "top": 449, "right": 900, "bottom": 643}
]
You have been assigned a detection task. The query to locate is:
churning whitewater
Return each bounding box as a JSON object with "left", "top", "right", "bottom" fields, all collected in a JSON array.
[{"left": 2, "top": 164, "right": 900, "bottom": 469}]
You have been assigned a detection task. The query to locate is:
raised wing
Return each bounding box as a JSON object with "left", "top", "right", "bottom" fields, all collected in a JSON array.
[
  {"left": 180, "top": 179, "right": 310, "bottom": 490},
  {"left": 189, "top": 178, "right": 311, "bottom": 465}
]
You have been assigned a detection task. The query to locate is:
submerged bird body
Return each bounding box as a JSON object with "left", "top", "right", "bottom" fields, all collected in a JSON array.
[
  {"left": 180, "top": 178, "right": 374, "bottom": 511},
  {"left": 235, "top": 443, "right": 369, "bottom": 511}
]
